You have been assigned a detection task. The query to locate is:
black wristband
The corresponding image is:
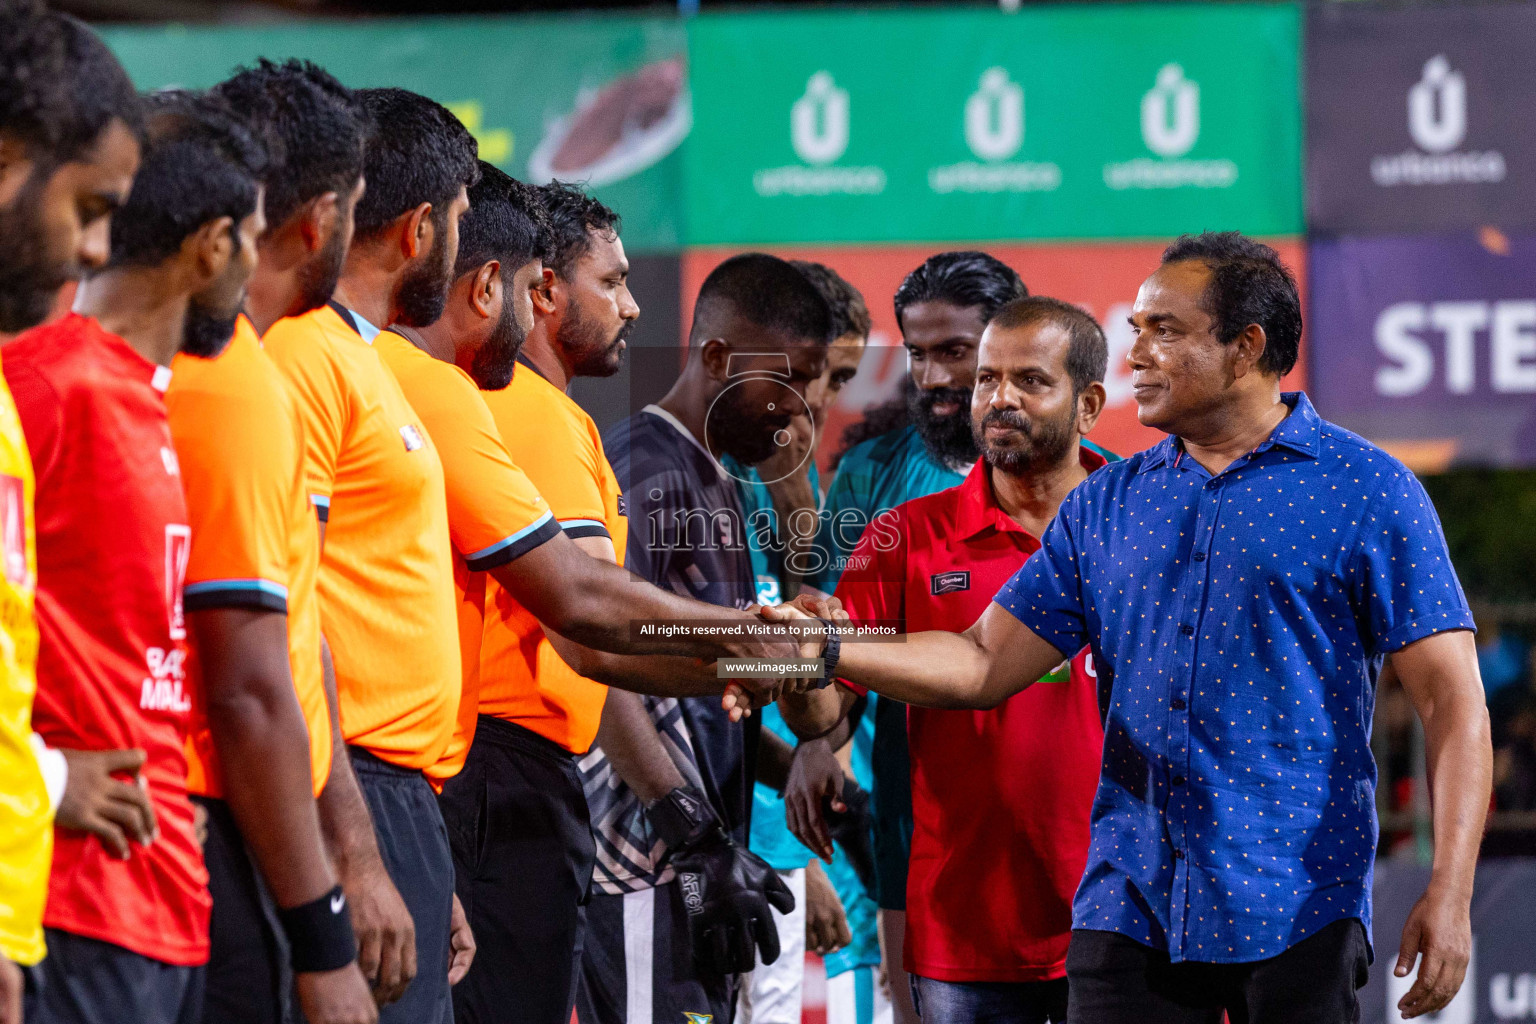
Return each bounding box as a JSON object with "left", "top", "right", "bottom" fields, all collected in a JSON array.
[
  {"left": 277, "top": 884, "right": 357, "bottom": 973},
  {"left": 647, "top": 785, "right": 721, "bottom": 851},
  {"left": 814, "top": 616, "right": 841, "bottom": 689}
]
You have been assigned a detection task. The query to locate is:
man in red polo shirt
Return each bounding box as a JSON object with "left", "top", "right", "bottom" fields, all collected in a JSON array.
[{"left": 779, "top": 296, "right": 1110, "bottom": 1024}]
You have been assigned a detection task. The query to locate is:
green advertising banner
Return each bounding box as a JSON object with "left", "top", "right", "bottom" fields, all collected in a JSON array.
[
  {"left": 103, "top": 14, "right": 688, "bottom": 252},
  {"left": 685, "top": 5, "right": 1301, "bottom": 245}
]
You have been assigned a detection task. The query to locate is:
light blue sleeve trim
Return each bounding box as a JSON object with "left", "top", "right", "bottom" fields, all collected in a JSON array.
[
  {"left": 465, "top": 510, "right": 557, "bottom": 563},
  {"left": 183, "top": 578, "right": 290, "bottom": 601}
]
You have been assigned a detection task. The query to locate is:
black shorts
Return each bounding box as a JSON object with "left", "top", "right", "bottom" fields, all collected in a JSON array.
[
  {"left": 349, "top": 746, "right": 455, "bottom": 1024},
  {"left": 437, "top": 716, "right": 595, "bottom": 1024},
  {"left": 577, "top": 882, "right": 735, "bottom": 1024},
  {"left": 196, "top": 795, "right": 292, "bottom": 1024},
  {"left": 1065, "top": 918, "right": 1371, "bottom": 1024},
  {"left": 31, "top": 928, "right": 205, "bottom": 1024}
]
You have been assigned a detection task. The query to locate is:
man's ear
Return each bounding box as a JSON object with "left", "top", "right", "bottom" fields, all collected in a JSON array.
[
  {"left": 470, "top": 260, "right": 500, "bottom": 320},
  {"left": 1076, "top": 381, "right": 1108, "bottom": 437},
  {"left": 403, "top": 202, "right": 434, "bottom": 260},
  {"left": 1229, "top": 324, "right": 1270, "bottom": 381},
  {"left": 299, "top": 192, "right": 340, "bottom": 254},
  {"left": 699, "top": 337, "right": 732, "bottom": 380},
  {"left": 530, "top": 266, "right": 558, "bottom": 317},
  {"left": 188, "top": 216, "right": 235, "bottom": 286},
  {"left": 0, "top": 136, "right": 36, "bottom": 209}
]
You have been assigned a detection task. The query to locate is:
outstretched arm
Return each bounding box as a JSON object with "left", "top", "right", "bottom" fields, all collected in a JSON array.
[
  {"left": 1391, "top": 629, "right": 1491, "bottom": 1020},
  {"left": 766, "top": 600, "right": 1068, "bottom": 710}
]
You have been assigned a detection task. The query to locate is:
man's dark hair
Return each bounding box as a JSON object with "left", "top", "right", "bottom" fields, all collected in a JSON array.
[
  {"left": 456, "top": 162, "right": 549, "bottom": 279},
  {"left": 210, "top": 59, "right": 366, "bottom": 231},
  {"left": 989, "top": 296, "right": 1108, "bottom": 396},
  {"left": 536, "top": 180, "right": 620, "bottom": 281},
  {"left": 893, "top": 250, "right": 1027, "bottom": 331},
  {"left": 790, "top": 260, "right": 871, "bottom": 341},
  {"left": 352, "top": 88, "right": 479, "bottom": 240},
  {"left": 0, "top": 3, "right": 142, "bottom": 166},
  {"left": 690, "top": 253, "right": 833, "bottom": 347},
  {"left": 1160, "top": 232, "right": 1302, "bottom": 377},
  {"left": 107, "top": 91, "right": 266, "bottom": 269}
]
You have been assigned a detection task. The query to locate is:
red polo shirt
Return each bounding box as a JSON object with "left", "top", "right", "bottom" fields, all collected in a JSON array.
[{"left": 835, "top": 449, "right": 1106, "bottom": 983}]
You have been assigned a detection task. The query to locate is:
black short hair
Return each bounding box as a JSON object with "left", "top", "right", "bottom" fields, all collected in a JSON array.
[
  {"left": 352, "top": 88, "right": 480, "bottom": 240},
  {"left": 455, "top": 162, "right": 549, "bottom": 279},
  {"left": 0, "top": 4, "right": 142, "bottom": 166},
  {"left": 210, "top": 59, "right": 366, "bottom": 231},
  {"left": 1161, "top": 232, "right": 1302, "bottom": 377},
  {"left": 790, "top": 260, "right": 871, "bottom": 341},
  {"left": 690, "top": 253, "right": 832, "bottom": 348},
  {"left": 893, "top": 251, "right": 1027, "bottom": 331},
  {"left": 988, "top": 296, "right": 1108, "bottom": 396},
  {"left": 536, "top": 180, "right": 620, "bottom": 281},
  {"left": 107, "top": 91, "right": 266, "bottom": 269}
]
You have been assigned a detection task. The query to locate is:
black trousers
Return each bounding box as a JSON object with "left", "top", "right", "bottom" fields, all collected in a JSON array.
[
  {"left": 437, "top": 717, "right": 595, "bottom": 1024},
  {"left": 349, "top": 746, "right": 455, "bottom": 1024},
  {"left": 196, "top": 796, "right": 290, "bottom": 1024},
  {"left": 1066, "top": 918, "right": 1371, "bottom": 1024},
  {"left": 31, "top": 929, "right": 205, "bottom": 1024}
]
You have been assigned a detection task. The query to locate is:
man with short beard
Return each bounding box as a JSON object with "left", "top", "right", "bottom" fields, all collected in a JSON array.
[
  {"left": 166, "top": 62, "right": 377, "bottom": 1024},
  {"left": 6, "top": 92, "right": 265, "bottom": 1024},
  {"left": 779, "top": 298, "right": 1111, "bottom": 1024},
  {"left": 262, "top": 87, "right": 480, "bottom": 1024},
  {"left": 0, "top": 7, "right": 142, "bottom": 1018},
  {"left": 806, "top": 250, "right": 1030, "bottom": 1024}
]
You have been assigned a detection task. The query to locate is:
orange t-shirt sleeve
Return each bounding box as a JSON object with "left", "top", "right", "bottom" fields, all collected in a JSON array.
[
  {"left": 263, "top": 317, "right": 349, "bottom": 520},
  {"left": 410, "top": 365, "right": 557, "bottom": 569},
  {"left": 170, "top": 382, "right": 292, "bottom": 613},
  {"left": 515, "top": 411, "right": 609, "bottom": 539}
]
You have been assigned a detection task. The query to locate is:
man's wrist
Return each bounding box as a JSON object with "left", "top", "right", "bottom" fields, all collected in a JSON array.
[{"left": 647, "top": 785, "right": 720, "bottom": 851}]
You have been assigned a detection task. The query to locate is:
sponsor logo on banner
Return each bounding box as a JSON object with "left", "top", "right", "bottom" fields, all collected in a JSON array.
[
  {"left": 1371, "top": 57, "right": 1506, "bottom": 187},
  {"left": 1374, "top": 299, "right": 1536, "bottom": 397},
  {"left": 927, "top": 68, "right": 1061, "bottom": 195},
  {"left": 754, "top": 72, "right": 886, "bottom": 197},
  {"left": 1103, "top": 64, "right": 1238, "bottom": 191}
]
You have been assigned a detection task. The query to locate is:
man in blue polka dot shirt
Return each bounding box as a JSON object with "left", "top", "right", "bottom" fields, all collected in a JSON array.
[{"left": 775, "top": 232, "right": 1491, "bottom": 1024}]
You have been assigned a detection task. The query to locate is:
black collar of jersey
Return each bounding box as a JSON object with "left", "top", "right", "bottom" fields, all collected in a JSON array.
[{"left": 328, "top": 300, "right": 362, "bottom": 337}]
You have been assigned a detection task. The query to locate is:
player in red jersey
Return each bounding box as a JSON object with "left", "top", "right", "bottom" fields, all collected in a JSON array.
[
  {"left": 4, "top": 94, "right": 265, "bottom": 1024},
  {"left": 776, "top": 298, "right": 1111, "bottom": 1024},
  {"left": 0, "top": 8, "right": 144, "bottom": 1021}
]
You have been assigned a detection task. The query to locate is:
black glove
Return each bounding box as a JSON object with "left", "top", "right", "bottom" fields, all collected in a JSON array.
[
  {"left": 650, "top": 785, "right": 797, "bottom": 975},
  {"left": 824, "top": 774, "right": 877, "bottom": 897}
]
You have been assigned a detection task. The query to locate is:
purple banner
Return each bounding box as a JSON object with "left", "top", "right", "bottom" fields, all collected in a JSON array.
[{"left": 1309, "top": 233, "right": 1536, "bottom": 470}]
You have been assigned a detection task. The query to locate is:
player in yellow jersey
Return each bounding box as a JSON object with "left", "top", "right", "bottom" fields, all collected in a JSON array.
[
  {"left": 0, "top": 8, "right": 144, "bottom": 1020},
  {"left": 169, "top": 64, "right": 377, "bottom": 1024}
]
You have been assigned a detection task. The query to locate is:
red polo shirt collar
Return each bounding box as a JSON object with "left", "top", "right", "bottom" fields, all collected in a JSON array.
[{"left": 954, "top": 444, "right": 1110, "bottom": 542}]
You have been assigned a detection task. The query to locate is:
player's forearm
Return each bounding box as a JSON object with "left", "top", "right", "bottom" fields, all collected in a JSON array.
[
  {"left": 594, "top": 689, "right": 686, "bottom": 805},
  {"left": 193, "top": 610, "right": 336, "bottom": 908},
  {"left": 778, "top": 686, "right": 854, "bottom": 743},
  {"left": 316, "top": 634, "right": 385, "bottom": 877},
  {"left": 544, "top": 628, "right": 723, "bottom": 697},
  {"left": 756, "top": 729, "right": 795, "bottom": 792}
]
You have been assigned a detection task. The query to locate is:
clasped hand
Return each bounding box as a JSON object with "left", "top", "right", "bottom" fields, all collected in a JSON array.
[{"left": 717, "top": 595, "right": 848, "bottom": 722}]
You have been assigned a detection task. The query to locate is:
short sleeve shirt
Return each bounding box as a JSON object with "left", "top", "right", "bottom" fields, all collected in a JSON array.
[
  {"left": 477, "top": 360, "right": 624, "bottom": 756},
  {"left": 0, "top": 351, "right": 48, "bottom": 967},
  {"left": 582, "top": 407, "right": 758, "bottom": 894},
  {"left": 836, "top": 455, "right": 1106, "bottom": 983},
  {"left": 6, "top": 314, "right": 209, "bottom": 966},
  {"left": 167, "top": 316, "right": 330, "bottom": 798},
  {"left": 995, "top": 392, "right": 1474, "bottom": 964},
  {"left": 373, "top": 330, "right": 558, "bottom": 784},
  {"left": 263, "top": 305, "right": 460, "bottom": 772}
]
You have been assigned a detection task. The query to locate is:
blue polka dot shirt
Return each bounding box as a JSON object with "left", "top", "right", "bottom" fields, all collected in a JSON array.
[{"left": 995, "top": 392, "right": 1473, "bottom": 964}]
